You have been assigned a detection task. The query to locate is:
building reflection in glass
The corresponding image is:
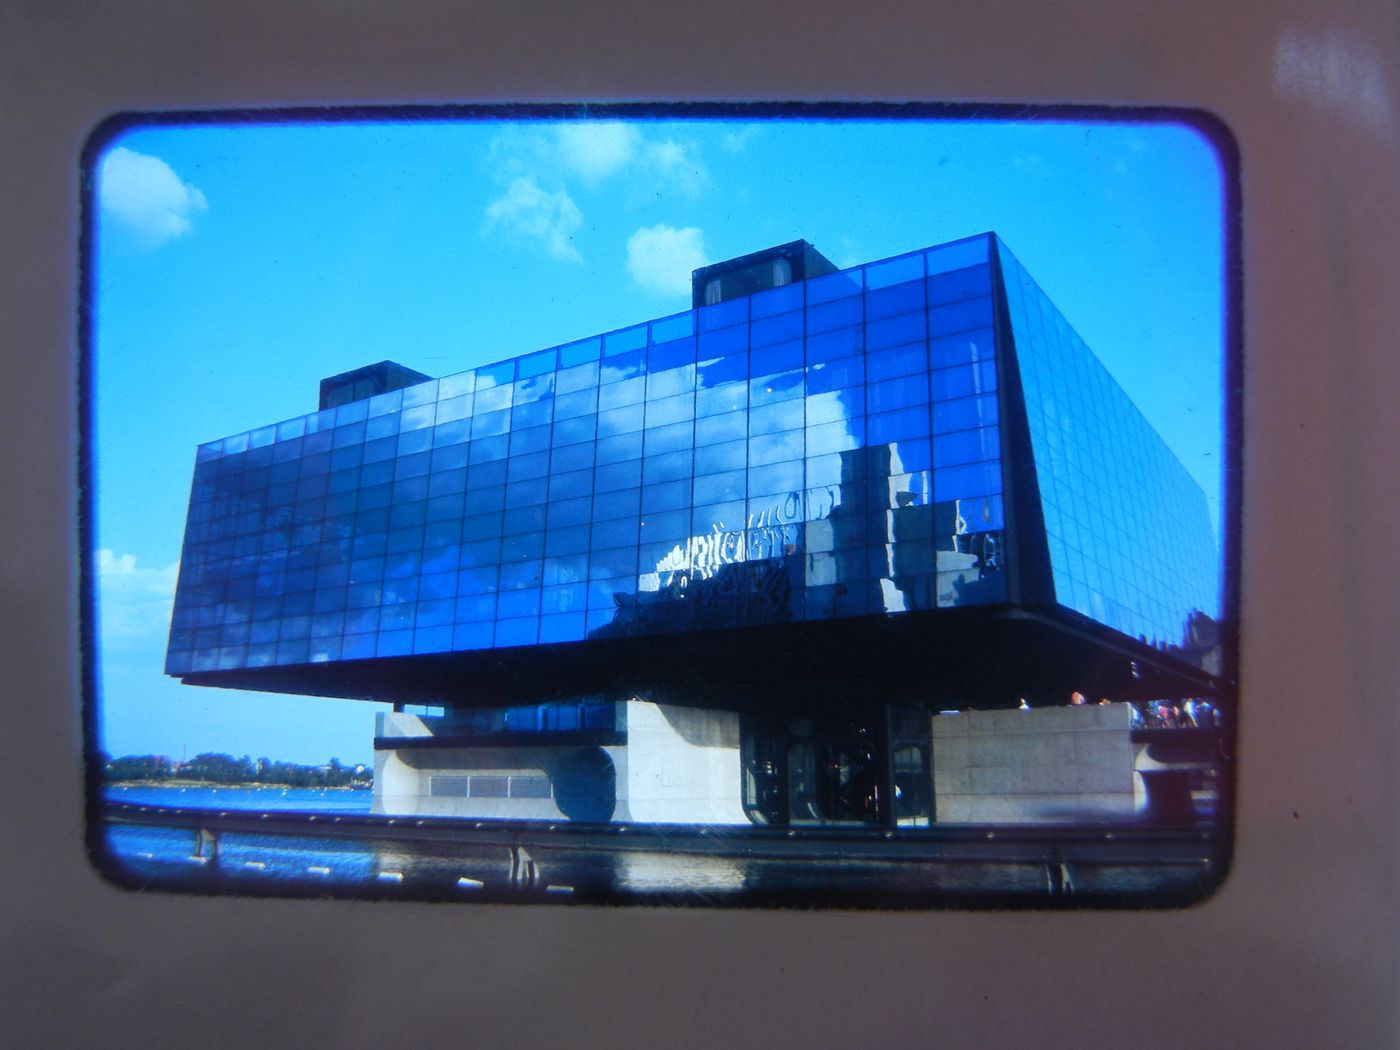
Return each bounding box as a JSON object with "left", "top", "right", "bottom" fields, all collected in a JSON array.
[{"left": 167, "top": 235, "right": 1042, "bottom": 676}]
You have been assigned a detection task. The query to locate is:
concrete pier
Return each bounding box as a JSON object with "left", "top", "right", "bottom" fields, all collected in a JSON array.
[
  {"left": 373, "top": 700, "right": 747, "bottom": 824},
  {"left": 932, "top": 703, "right": 1141, "bottom": 823}
]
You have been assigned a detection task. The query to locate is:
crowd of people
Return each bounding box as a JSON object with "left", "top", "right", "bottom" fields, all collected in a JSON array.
[
  {"left": 1132, "top": 698, "right": 1220, "bottom": 729},
  {"left": 1055, "top": 690, "right": 1220, "bottom": 728},
  {"left": 1012, "top": 692, "right": 1222, "bottom": 728}
]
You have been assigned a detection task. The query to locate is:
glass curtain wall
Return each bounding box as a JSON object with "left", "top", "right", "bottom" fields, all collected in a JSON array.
[
  {"left": 996, "top": 239, "right": 1219, "bottom": 647},
  {"left": 167, "top": 235, "right": 1011, "bottom": 676}
]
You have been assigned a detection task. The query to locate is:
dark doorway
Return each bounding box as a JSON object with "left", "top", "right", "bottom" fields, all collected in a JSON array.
[{"left": 742, "top": 706, "right": 932, "bottom": 827}]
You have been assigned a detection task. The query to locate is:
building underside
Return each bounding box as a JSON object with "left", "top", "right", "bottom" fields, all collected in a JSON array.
[
  {"left": 180, "top": 603, "right": 1217, "bottom": 712},
  {"left": 179, "top": 605, "right": 1221, "bottom": 830}
]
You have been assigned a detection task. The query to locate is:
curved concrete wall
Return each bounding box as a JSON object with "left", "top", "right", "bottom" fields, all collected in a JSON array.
[{"left": 372, "top": 702, "right": 747, "bottom": 825}]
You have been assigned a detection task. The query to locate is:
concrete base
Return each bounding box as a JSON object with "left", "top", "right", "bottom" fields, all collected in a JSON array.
[
  {"left": 615, "top": 701, "right": 747, "bottom": 823},
  {"left": 373, "top": 700, "right": 747, "bottom": 825},
  {"left": 374, "top": 737, "right": 620, "bottom": 822},
  {"left": 932, "top": 703, "right": 1140, "bottom": 823}
]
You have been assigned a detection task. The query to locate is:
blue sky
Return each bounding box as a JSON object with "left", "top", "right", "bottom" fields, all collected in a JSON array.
[{"left": 92, "top": 113, "right": 1226, "bottom": 765}]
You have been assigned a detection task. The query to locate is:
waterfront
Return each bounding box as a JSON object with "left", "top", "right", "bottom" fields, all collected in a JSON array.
[
  {"left": 99, "top": 785, "right": 1223, "bottom": 906},
  {"left": 105, "top": 783, "right": 373, "bottom": 812}
]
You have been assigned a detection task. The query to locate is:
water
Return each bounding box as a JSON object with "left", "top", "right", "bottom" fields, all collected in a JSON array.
[
  {"left": 98, "top": 785, "right": 1221, "bottom": 905},
  {"left": 102, "top": 786, "right": 385, "bottom": 891},
  {"left": 105, "top": 784, "right": 373, "bottom": 813}
]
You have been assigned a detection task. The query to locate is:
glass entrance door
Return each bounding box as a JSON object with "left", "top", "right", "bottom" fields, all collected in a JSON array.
[
  {"left": 787, "top": 716, "right": 883, "bottom": 826},
  {"left": 742, "top": 706, "right": 933, "bottom": 827},
  {"left": 890, "top": 707, "right": 933, "bottom": 826}
]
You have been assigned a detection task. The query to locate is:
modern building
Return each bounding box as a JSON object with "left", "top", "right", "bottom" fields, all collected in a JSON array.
[{"left": 166, "top": 233, "right": 1221, "bottom": 827}]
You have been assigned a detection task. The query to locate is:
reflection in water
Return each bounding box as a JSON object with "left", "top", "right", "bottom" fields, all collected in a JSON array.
[
  {"left": 104, "top": 822, "right": 1215, "bottom": 902},
  {"left": 614, "top": 851, "right": 747, "bottom": 893}
]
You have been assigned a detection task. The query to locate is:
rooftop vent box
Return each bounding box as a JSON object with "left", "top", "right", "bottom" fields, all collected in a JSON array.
[
  {"left": 691, "top": 239, "right": 838, "bottom": 309},
  {"left": 319, "top": 360, "right": 431, "bottom": 411}
]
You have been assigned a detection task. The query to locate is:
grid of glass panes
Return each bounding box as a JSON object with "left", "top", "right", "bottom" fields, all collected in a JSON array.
[
  {"left": 441, "top": 698, "right": 618, "bottom": 736},
  {"left": 166, "top": 235, "right": 1008, "bottom": 674},
  {"left": 997, "top": 240, "right": 1219, "bottom": 646}
]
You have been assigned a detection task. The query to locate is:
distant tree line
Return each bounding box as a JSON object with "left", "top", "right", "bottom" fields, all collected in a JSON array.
[{"left": 103, "top": 752, "right": 371, "bottom": 788}]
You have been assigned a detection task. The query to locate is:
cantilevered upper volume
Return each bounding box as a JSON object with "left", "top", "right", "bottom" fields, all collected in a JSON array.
[{"left": 166, "top": 234, "right": 1219, "bottom": 710}]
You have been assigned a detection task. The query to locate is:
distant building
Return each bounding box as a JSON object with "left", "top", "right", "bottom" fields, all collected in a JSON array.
[{"left": 166, "top": 234, "right": 1219, "bottom": 826}]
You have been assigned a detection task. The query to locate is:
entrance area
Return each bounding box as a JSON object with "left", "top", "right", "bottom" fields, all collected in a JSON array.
[{"left": 741, "top": 706, "right": 932, "bottom": 827}]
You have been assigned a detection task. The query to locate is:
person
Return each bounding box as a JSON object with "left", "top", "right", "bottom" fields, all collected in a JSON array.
[{"left": 1018, "top": 698, "right": 1031, "bottom": 711}]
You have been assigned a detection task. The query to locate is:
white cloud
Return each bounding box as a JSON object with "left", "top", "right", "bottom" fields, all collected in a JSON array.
[
  {"left": 642, "top": 140, "right": 708, "bottom": 196},
  {"left": 627, "top": 224, "right": 707, "bottom": 297},
  {"left": 484, "top": 177, "right": 584, "bottom": 262},
  {"left": 556, "top": 122, "right": 642, "bottom": 181},
  {"left": 99, "top": 146, "right": 208, "bottom": 246},
  {"left": 97, "top": 549, "right": 179, "bottom": 643}
]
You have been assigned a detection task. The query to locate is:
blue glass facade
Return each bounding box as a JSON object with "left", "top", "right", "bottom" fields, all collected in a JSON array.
[
  {"left": 999, "top": 242, "right": 1219, "bottom": 645},
  {"left": 166, "top": 233, "right": 1215, "bottom": 684}
]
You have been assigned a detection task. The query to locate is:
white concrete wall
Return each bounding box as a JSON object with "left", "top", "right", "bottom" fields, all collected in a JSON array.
[
  {"left": 932, "top": 703, "right": 1138, "bottom": 823},
  {"left": 372, "top": 711, "right": 617, "bottom": 821},
  {"left": 371, "top": 704, "right": 748, "bottom": 825},
  {"left": 616, "top": 700, "right": 748, "bottom": 824}
]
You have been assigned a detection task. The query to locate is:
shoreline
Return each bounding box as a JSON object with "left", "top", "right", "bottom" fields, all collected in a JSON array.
[{"left": 106, "top": 780, "right": 372, "bottom": 790}]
